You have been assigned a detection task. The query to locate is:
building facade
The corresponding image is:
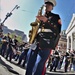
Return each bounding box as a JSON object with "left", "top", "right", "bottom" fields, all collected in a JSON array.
[
  {"left": 66, "top": 14, "right": 75, "bottom": 51},
  {"left": 56, "top": 30, "right": 67, "bottom": 53}
]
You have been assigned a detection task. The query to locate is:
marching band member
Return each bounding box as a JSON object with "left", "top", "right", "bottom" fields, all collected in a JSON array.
[
  {"left": 25, "top": 0, "right": 62, "bottom": 75},
  {"left": 5, "top": 32, "right": 13, "bottom": 62}
]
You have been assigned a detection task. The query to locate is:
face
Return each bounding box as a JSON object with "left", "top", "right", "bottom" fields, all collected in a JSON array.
[
  {"left": 7, "top": 33, "right": 10, "bottom": 37},
  {"left": 14, "top": 35, "right": 17, "bottom": 38},
  {"left": 45, "top": 3, "right": 53, "bottom": 12}
]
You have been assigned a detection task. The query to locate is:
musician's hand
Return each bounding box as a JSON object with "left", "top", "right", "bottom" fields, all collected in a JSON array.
[
  {"left": 25, "top": 43, "right": 30, "bottom": 48},
  {"left": 36, "top": 16, "right": 48, "bottom": 22}
]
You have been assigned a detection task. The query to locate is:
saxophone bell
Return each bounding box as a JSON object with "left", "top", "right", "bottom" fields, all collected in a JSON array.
[{"left": 30, "top": 22, "right": 38, "bottom": 26}]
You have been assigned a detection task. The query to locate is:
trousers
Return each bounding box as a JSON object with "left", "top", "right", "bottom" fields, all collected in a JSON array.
[{"left": 25, "top": 47, "right": 51, "bottom": 75}]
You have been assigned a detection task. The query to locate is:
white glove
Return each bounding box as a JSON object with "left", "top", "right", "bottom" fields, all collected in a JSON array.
[{"left": 30, "top": 42, "right": 37, "bottom": 50}]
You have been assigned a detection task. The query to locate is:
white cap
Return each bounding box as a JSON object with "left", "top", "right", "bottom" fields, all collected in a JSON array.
[{"left": 44, "top": 0, "right": 56, "bottom": 6}]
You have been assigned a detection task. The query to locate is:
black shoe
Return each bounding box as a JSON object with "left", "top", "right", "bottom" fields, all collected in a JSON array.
[
  {"left": 54, "top": 68, "right": 56, "bottom": 72},
  {"left": 54, "top": 70, "right": 56, "bottom": 72},
  {"left": 15, "top": 59, "right": 18, "bottom": 61},
  {"left": 65, "top": 70, "right": 67, "bottom": 72},
  {"left": 16, "top": 62, "right": 20, "bottom": 65},
  {"left": 50, "top": 69, "right": 52, "bottom": 71},
  {"left": 22, "top": 64, "right": 25, "bottom": 67},
  {"left": 9, "top": 59, "right": 12, "bottom": 62},
  {"left": 5, "top": 57, "right": 8, "bottom": 60}
]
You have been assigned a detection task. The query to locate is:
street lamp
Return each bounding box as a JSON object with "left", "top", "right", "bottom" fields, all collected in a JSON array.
[
  {"left": 0, "top": 5, "right": 20, "bottom": 38},
  {"left": 2, "top": 5, "right": 20, "bottom": 24}
]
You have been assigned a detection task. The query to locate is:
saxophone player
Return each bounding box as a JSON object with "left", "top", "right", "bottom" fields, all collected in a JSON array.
[{"left": 25, "top": 0, "right": 62, "bottom": 75}]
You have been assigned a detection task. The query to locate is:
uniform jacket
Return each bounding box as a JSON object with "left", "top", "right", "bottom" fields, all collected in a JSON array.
[{"left": 38, "top": 11, "right": 62, "bottom": 49}]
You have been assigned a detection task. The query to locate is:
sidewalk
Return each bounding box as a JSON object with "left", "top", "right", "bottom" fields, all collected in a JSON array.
[
  {"left": 46, "top": 67, "right": 75, "bottom": 75},
  {"left": 0, "top": 55, "right": 25, "bottom": 75},
  {"left": 46, "top": 70, "right": 75, "bottom": 75},
  {"left": 0, "top": 64, "right": 12, "bottom": 75}
]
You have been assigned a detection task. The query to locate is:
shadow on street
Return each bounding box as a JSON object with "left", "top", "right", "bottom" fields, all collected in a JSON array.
[{"left": 0, "top": 57, "right": 20, "bottom": 75}]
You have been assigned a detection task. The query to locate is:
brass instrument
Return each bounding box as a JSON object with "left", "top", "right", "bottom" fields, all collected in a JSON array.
[{"left": 29, "top": 5, "right": 44, "bottom": 44}]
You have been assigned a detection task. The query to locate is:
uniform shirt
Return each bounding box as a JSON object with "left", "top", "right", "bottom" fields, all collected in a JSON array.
[
  {"left": 54, "top": 51, "right": 60, "bottom": 59},
  {"left": 12, "top": 38, "right": 19, "bottom": 50},
  {"left": 7, "top": 36, "right": 13, "bottom": 47},
  {"left": 13, "top": 39, "right": 18, "bottom": 46},
  {"left": 40, "top": 11, "right": 61, "bottom": 35}
]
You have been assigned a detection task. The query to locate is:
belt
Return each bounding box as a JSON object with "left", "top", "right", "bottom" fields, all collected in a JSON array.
[{"left": 38, "top": 29, "right": 53, "bottom": 32}]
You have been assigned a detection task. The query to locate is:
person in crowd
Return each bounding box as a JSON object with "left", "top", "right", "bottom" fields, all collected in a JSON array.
[
  {"left": 46, "top": 55, "right": 52, "bottom": 68},
  {"left": 12, "top": 35, "right": 19, "bottom": 59},
  {"left": 68, "top": 50, "right": 74, "bottom": 71},
  {"left": 72, "top": 50, "right": 75, "bottom": 71},
  {"left": 0, "top": 36, "right": 8, "bottom": 57},
  {"left": 0, "top": 23, "right": 3, "bottom": 45},
  {"left": 57, "top": 54, "right": 64, "bottom": 69},
  {"left": 64, "top": 49, "right": 71, "bottom": 72},
  {"left": 17, "top": 42, "right": 29, "bottom": 67},
  {"left": 50, "top": 50, "right": 60, "bottom": 72},
  {"left": 5, "top": 32, "right": 13, "bottom": 62},
  {"left": 0, "top": 23, "right": 3, "bottom": 39}
]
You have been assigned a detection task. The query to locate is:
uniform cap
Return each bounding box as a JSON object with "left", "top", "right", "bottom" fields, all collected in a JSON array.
[{"left": 44, "top": 0, "right": 56, "bottom": 6}]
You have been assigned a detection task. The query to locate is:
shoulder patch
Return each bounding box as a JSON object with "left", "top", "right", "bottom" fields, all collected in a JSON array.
[{"left": 58, "top": 19, "right": 62, "bottom": 25}]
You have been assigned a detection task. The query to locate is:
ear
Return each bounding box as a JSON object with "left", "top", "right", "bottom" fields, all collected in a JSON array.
[{"left": 52, "top": 7, "right": 53, "bottom": 10}]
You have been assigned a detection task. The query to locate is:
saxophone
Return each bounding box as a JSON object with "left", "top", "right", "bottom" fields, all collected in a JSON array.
[{"left": 29, "top": 5, "right": 44, "bottom": 44}]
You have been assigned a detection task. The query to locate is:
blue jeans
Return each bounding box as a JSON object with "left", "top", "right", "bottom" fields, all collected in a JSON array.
[
  {"left": 18, "top": 49, "right": 28, "bottom": 65},
  {"left": 25, "top": 47, "right": 51, "bottom": 75},
  {"left": 73, "top": 64, "right": 75, "bottom": 71},
  {"left": 6, "top": 46, "right": 13, "bottom": 61},
  {"left": 25, "top": 48, "right": 38, "bottom": 75},
  {"left": 32, "top": 54, "right": 41, "bottom": 75}
]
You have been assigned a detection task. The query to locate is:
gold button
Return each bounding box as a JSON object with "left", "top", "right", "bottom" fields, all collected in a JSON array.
[
  {"left": 48, "top": 21, "right": 50, "bottom": 23},
  {"left": 54, "top": 25, "right": 56, "bottom": 27},
  {"left": 50, "top": 36, "right": 52, "bottom": 38},
  {"left": 51, "top": 23, "right": 53, "bottom": 25},
  {"left": 42, "top": 27, "right": 44, "bottom": 32},
  {"left": 45, "top": 14, "right": 47, "bottom": 16},
  {"left": 54, "top": 33, "right": 56, "bottom": 35},
  {"left": 43, "top": 24, "right": 45, "bottom": 26},
  {"left": 49, "top": 17, "right": 52, "bottom": 19}
]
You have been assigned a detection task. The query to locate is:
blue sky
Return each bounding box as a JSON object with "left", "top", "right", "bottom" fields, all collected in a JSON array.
[{"left": 0, "top": 0, "right": 75, "bottom": 37}]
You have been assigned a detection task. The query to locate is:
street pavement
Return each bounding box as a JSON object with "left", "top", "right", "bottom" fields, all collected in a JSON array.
[
  {"left": 0, "top": 64, "right": 12, "bottom": 75},
  {"left": 46, "top": 69, "right": 75, "bottom": 75},
  {"left": 0, "top": 55, "right": 75, "bottom": 75},
  {"left": 0, "top": 55, "right": 25, "bottom": 75}
]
